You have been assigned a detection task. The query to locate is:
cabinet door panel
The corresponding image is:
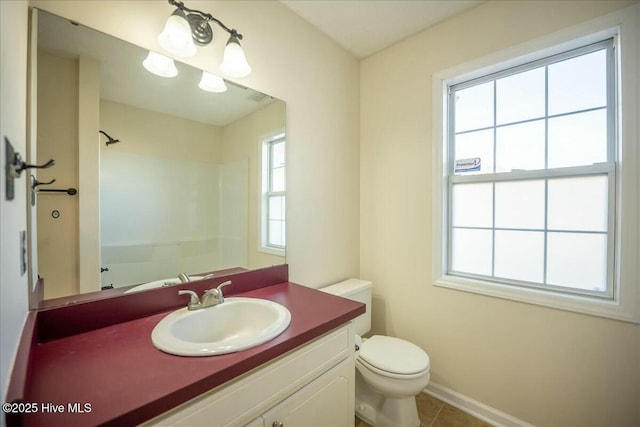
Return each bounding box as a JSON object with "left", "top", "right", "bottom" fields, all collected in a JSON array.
[{"left": 262, "top": 358, "right": 355, "bottom": 427}]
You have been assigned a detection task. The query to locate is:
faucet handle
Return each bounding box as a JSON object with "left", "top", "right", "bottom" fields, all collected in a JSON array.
[
  {"left": 216, "top": 280, "right": 232, "bottom": 291},
  {"left": 178, "top": 290, "right": 200, "bottom": 309},
  {"left": 215, "top": 280, "right": 232, "bottom": 298},
  {"left": 201, "top": 281, "right": 233, "bottom": 306}
]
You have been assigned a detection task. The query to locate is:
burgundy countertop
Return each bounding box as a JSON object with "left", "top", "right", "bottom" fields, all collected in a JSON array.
[{"left": 20, "top": 281, "right": 364, "bottom": 427}]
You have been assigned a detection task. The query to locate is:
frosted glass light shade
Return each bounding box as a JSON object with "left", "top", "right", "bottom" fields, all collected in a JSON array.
[
  {"left": 143, "top": 51, "right": 178, "bottom": 78},
  {"left": 198, "top": 71, "right": 227, "bottom": 93},
  {"left": 157, "top": 9, "right": 197, "bottom": 58},
  {"left": 220, "top": 36, "right": 251, "bottom": 78}
]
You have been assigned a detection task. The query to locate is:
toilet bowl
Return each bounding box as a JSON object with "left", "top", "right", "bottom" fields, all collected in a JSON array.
[
  {"left": 355, "top": 335, "right": 430, "bottom": 427},
  {"left": 319, "top": 279, "right": 430, "bottom": 427}
]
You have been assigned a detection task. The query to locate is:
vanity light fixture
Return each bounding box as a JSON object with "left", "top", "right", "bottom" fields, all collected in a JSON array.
[
  {"left": 143, "top": 51, "right": 178, "bottom": 77},
  {"left": 198, "top": 71, "right": 227, "bottom": 93},
  {"left": 158, "top": 0, "right": 252, "bottom": 78}
]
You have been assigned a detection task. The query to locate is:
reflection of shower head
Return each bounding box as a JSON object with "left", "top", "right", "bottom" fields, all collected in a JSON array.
[{"left": 99, "top": 130, "right": 120, "bottom": 146}]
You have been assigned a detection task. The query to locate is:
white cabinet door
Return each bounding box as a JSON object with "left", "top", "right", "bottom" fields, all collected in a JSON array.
[{"left": 261, "top": 358, "right": 355, "bottom": 427}]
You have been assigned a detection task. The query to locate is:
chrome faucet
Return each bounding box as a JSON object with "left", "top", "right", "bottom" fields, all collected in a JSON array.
[
  {"left": 178, "top": 280, "right": 232, "bottom": 311},
  {"left": 177, "top": 272, "right": 215, "bottom": 283}
]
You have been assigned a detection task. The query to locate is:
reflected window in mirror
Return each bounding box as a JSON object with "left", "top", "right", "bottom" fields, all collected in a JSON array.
[{"left": 261, "top": 133, "right": 286, "bottom": 255}]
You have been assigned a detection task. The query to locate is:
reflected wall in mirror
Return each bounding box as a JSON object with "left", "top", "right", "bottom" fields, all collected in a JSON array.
[{"left": 32, "top": 9, "right": 286, "bottom": 303}]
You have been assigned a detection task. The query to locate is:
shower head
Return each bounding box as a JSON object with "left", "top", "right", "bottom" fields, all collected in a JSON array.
[{"left": 99, "top": 130, "right": 120, "bottom": 146}]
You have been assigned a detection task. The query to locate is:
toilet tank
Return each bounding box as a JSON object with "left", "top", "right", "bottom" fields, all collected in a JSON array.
[{"left": 319, "top": 279, "right": 372, "bottom": 336}]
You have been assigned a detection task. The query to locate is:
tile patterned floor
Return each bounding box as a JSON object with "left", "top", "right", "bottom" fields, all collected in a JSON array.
[{"left": 355, "top": 393, "right": 493, "bottom": 427}]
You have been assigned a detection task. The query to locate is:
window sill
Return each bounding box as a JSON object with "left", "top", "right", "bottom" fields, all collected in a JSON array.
[
  {"left": 434, "top": 274, "right": 639, "bottom": 324},
  {"left": 259, "top": 246, "right": 285, "bottom": 257}
]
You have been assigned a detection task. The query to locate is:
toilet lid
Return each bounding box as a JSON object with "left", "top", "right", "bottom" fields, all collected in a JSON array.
[{"left": 359, "top": 335, "right": 430, "bottom": 375}]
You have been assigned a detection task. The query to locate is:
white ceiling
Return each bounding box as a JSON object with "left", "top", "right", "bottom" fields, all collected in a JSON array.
[{"left": 280, "top": 0, "right": 484, "bottom": 58}]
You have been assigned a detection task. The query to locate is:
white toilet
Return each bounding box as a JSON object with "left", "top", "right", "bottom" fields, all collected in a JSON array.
[{"left": 320, "top": 279, "right": 430, "bottom": 427}]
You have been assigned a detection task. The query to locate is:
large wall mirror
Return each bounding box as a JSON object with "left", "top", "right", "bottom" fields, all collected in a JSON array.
[{"left": 30, "top": 9, "right": 286, "bottom": 306}]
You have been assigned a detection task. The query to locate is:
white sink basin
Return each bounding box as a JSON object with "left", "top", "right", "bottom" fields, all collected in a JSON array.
[
  {"left": 151, "top": 297, "right": 291, "bottom": 356},
  {"left": 124, "top": 276, "right": 205, "bottom": 294}
]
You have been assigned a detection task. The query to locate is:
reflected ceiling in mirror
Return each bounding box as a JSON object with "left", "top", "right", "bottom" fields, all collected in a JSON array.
[
  {"left": 37, "top": 9, "right": 271, "bottom": 127},
  {"left": 32, "top": 9, "right": 286, "bottom": 305}
]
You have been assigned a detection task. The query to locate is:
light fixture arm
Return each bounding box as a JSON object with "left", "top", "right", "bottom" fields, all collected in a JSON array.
[{"left": 167, "top": 0, "right": 243, "bottom": 40}]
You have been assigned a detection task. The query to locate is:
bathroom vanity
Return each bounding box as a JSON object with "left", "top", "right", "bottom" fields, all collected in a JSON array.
[
  {"left": 6, "top": 266, "right": 364, "bottom": 427},
  {"left": 145, "top": 324, "right": 355, "bottom": 426}
]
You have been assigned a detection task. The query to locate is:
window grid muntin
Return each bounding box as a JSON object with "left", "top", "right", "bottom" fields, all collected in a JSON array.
[
  {"left": 446, "top": 38, "right": 615, "bottom": 299},
  {"left": 453, "top": 105, "right": 608, "bottom": 137},
  {"left": 265, "top": 135, "right": 286, "bottom": 250}
]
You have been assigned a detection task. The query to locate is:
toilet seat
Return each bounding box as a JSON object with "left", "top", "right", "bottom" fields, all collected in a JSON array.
[{"left": 358, "top": 335, "right": 430, "bottom": 379}]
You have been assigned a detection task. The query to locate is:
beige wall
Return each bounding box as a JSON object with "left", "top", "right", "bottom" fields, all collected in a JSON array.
[
  {"left": 77, "top": 56, "right": 101, "bottom": 293},
  {"left": 35, "top": 49, "right": 103, "bottom": 298},
  {"left": 101, "top": 100, "right": 222, "bottom": 163},
  {"left": 36, "top": 50, "right": 79, "bottom": 299},
  {"left": 360, "top": 1, "right": 640, "bottom": 426},
  {"left": 222, "top": 101, "right": 286, "bottom": 269},
  {"left": 0, "top": 0, "right": 29, "bottom": 399}
]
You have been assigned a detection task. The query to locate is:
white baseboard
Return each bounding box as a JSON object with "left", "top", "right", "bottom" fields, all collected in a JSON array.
[{"left": 423, "top": 382, "right": 534, "bottom": 427}]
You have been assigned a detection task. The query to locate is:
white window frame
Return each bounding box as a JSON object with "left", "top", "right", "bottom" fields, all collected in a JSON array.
[
  {"left": 448, "top": 39, "right": 615, "bottom": 299},
  {"left": 432, "top": 5, "right": 640, "bottom": 323},
  {"left": 260, "top": 131, "right": 286, "bottom": 256}
]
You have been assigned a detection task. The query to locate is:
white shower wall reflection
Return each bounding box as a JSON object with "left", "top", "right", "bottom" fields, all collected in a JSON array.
[{"left": 99, "top": 100, "right": 249, "bottom": 288}]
